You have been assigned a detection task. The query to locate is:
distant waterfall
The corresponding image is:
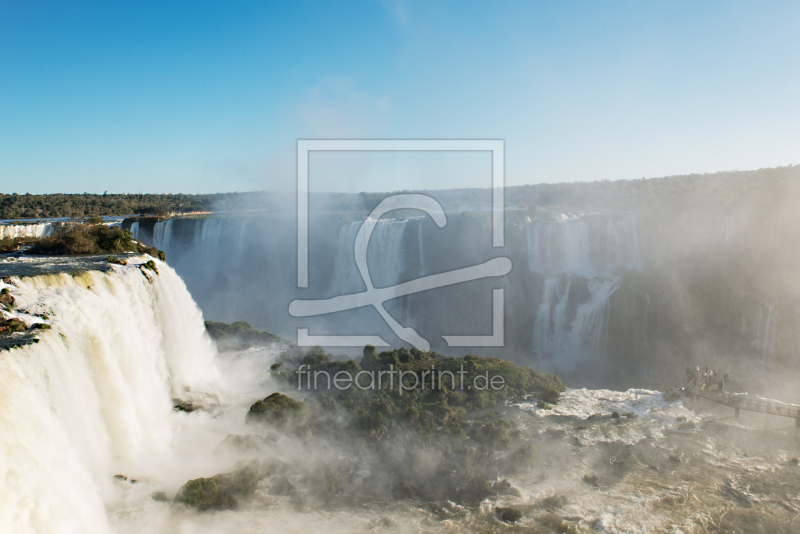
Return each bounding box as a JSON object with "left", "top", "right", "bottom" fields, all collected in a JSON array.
[
  {"left": 532, "top": 276, "right": 619, "bottom": 364},
  {"left": 0, "top": 260, "right": 218, "bottom": 534},
  {"left": 751, "top": 301, "right": 778, "bottom": 366},
  {"left": 527, "top": 213, "right": 641, "bottom": 277},
  {"left": 0, "top": 222, "right": 54, "bottom": 240},
  {"left": 526, "top": 213, "right": 635, "bottom": 368},
  {"left": 330, "top": 218, "right": 411, "bottom": 292}
]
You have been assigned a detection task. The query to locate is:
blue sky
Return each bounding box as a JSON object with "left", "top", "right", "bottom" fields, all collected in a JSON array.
[{"left": 1, "top": 0, "right": 799, "bottom": 194}]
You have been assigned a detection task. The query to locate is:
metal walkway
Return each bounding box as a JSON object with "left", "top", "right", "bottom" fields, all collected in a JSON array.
[{"left": 688, "top": 387, "right": 800, "bottom": 426}]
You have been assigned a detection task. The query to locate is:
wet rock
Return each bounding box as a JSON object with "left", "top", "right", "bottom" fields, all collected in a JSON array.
[
  {"left": 175, "top": 464, "right": 259, "bottom": 510},
  {"left": 268, "top": 475, "right": 296, "bottom": 496},
  {"left": 492, "top": 479, "right": 522, "bottom": 497},
  {"left": 582, "top": 474, "right": 600, "bottom": 487},
  {"left": 539, "top": 494, "right": 568, "bottom": 510},
  {"left": 172, "top": 399, "right": 196, "bottom": 412},
  {"left": 495, "top": 506, "right": 522, "bottom": 523},
  {"left": 0, "top": 288, "right": 15, "bottom": 308},
  {"left": 391, "top": 480, "right": 426, "bottom": 501},
  {"left": 462, "top": 476, "right": 495, "bottom": 502},
  {"left": 150, "top": 491, "right": 168, "bottom": 502},
  {"left": 677, "top": 421, "right": 696, "bottom": 430},
  {"left": 0, "top": 318, "right": 26, "bottom": 334}
]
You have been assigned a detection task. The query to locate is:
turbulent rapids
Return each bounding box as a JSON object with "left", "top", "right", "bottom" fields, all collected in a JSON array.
[{"left": 1, "top": 258, "right": 799, "bottom": 533}]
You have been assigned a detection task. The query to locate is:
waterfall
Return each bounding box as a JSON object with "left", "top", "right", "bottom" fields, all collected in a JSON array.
[
  {"left": 532, "top": 277, "right": 619, "bottom": 365},
  {"left": 129, "top": 221, "right": 140, "bottom": 239},
  {"left": 527, "top": 213, "right": 633, "bottom": 368},
  {"left": 0, "top": 222, "right": 54, "bottom": 240},
  {"left": 152, "top": 219, "right": 175, "bottom": 256},
  {"left": 532, "top": 276, "right": 572, "bottom": 356},
  {"left": 527, "top": 213, "right": 641, "bottom": 277},
  {"left": 330, "top": 219, "right": 410, "bottom": 293},
  {"left": 571, "top": 279, "right": 619, "bottom": 358},
  {"left": 0, "top": 259, "right": 218, "bottom": 534}
]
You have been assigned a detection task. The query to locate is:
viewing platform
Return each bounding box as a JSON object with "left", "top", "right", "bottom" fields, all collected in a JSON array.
[{"left": 686, "top": 366, "right": 800, "bottom": 427}]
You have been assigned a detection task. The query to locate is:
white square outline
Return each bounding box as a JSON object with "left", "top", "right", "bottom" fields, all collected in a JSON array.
[
  {"left": 297, "top": 139, "right": 505, "bottom": 288},
  {"left": 295, "top": 139, "right": 505, "bottom": 348}
]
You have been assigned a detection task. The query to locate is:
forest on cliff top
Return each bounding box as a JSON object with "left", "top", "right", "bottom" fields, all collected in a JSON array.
[{"left": 3, "top": 165, "right": 798, "bottom": 219}]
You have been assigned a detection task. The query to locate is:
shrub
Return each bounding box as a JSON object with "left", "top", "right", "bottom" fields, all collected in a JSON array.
[{"left": 28, "top": 224, "right": 165, "bottom": 259}]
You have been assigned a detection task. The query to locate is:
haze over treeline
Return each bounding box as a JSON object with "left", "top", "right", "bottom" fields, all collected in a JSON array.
[{"left": 3, "top": 165, "right": 798, "bottom": 219}]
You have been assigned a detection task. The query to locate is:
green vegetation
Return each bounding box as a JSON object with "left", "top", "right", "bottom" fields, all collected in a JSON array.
[
  {"left": 27, "top": 221, "right": 165, "bottom": 259},
  {"left": 237, "top": 344, "right": 565, "bottom": 504},
  {"left": 175, "top": 462, "right": 259, "bottom": 510},
  {"left": 1, "top": 192, "right": 218, "bottom": 219},
  {"left": 0, "top": 288, "right": 15, "bottom": 309},
  {"left": 0, "top": 236, "right": 40, "bottom": 253},
  {"left": 0, "top": 318, "right": 26, "bottom": 334},
  {"left": 3, "top": 164, "right": 798, "bottom": 220},
  {"left": 245, "top": 392, "right": 306, "bottom": 426},
  {"left": 204, "top": 320, "right": 284, "bottom": 350}
]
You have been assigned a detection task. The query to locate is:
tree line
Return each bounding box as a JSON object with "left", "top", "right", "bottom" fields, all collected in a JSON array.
[{"left": 3, "top": 165, "right": 798, "bottom": 220}]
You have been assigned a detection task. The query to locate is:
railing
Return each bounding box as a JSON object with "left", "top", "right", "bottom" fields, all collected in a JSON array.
[{"left": 688, "top": 387, "right": 800, "bottom": 424}]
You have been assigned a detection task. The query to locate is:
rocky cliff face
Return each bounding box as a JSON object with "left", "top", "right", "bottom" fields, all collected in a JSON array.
[{"left": 124, "top": 195, "right": 800, "bottom": 393}]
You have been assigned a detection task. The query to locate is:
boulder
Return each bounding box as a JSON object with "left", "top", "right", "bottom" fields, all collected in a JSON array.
[
  {"left": 495, "top": 506, "right": 522, "bottom": 523},
  {"left": 175, "top": 464, "right": 259, "bottom": 510}
]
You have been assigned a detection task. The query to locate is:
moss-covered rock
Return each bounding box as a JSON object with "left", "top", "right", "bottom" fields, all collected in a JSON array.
[
  {"left": 142, "top": 260, "right": 158, "bottom": 275},
  {"left": 0, "top": 288, "right": 15, "bottom": 309},
  {"left": 0, "top": 318, "right": 26, "bottom": 334},
  {"left": 175, "top": 464, "right": 259, "bottom": 510},
  {"left": 246, "top": 392, "right": 305, "bottom": 426},
  {"left": 105, "top": 255, "right": 127, "bottom": 266}
]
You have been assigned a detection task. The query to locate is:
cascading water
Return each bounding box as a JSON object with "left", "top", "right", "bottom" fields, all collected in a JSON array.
[
  {"left": 330, "top": 218, "right": 411, "bottom": 293},
  {"left": 0, "top": 259, "right": 218, "bottom": 534},
  {"left": 526, "top": 213, "right": 637, "bottom": 369},
  {"left": 527, "top": 213, "right": 641, "bottom": 277},
  {"left": 0, "top": 223, "right": 54, "bottom": 240}
]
